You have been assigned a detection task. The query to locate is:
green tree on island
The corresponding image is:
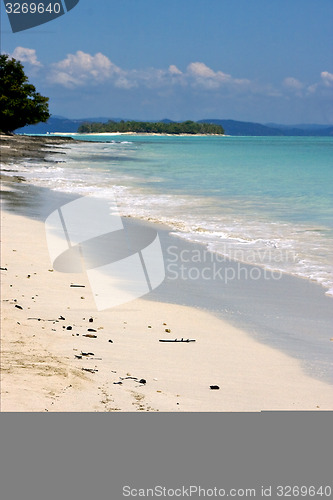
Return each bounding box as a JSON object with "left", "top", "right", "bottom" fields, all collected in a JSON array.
[
  {"left": 0, "top": 54, "right": 50, "bottom": 134},
  {"left": 78, "top": 120, "right": 224, "bottom": 135}
]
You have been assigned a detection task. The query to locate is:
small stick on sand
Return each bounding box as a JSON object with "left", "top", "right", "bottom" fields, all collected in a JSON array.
[{"left": 159, "top": 338, "right": 196, "bottom": 343}]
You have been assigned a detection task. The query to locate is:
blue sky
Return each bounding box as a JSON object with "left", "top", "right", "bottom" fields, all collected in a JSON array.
[{"left": 1, "top": 0, "right": 333, "bottom": 123}]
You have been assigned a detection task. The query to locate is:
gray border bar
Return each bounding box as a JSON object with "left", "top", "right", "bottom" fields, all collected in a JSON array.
[{"left": 0, "top": 413, "right": 332, "bottom": 500}]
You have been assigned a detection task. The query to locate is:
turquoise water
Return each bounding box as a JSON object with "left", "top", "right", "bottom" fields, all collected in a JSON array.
[{"left": 10, "top": 134, "right": 333, "bottom": 294}]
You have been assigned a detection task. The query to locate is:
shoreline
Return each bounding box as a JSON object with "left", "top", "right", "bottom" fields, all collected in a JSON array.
[
  {"left": 0, "top": 134, "right": 75, "bottom": 163},
  {"left": 35, "top": 132, "right": 225, "bottom": 137},
  {"left": 82, "top": 132, "right": 224, "bottom": 137},
  {"left": 1, "top": 209, "right": 332, "bottom": 412},
  {"left": 6, "top": 133, "right": 331, "bottom": 299},
  {"left": 1, "top": 134, "right": 332, "bottom": 411}
]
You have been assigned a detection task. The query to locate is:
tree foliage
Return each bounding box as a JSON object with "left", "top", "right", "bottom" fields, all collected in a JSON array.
[
  {"left": 0, "top": 54, "right": 50, "bottom": 134},
  {"left": 78, "top": 120, "right": 224, "bottom": 135}
]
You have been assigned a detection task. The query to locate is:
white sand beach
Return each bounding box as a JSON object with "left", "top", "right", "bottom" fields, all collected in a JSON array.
[{"left": 1, "top": 209, "right": 332, "bottom": 412}]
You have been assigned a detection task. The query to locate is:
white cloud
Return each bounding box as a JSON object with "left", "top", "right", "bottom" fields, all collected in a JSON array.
[
  {"left": 47, "top": 51, "right": 252, "bottom": 92},
  {"left": 11, "top": 47, "right": 42, "bottom": 67},
  {"left": 186, "top": 62, "right": 250, "bottom": 90},
  {"left": 307, "top": 83, "right": 318, "bottom": 94},
  {"left": 9, "top": 47, "right": 332, "bottom": 114},
  {"left": 187, "top": 62, "right": 218, "bottom": 79},
  {"left": 283, "top": 77, "right": 304, "bottom": 90},
  {"left": 187, "top": 62, "right": 231, "bottom": 89},
  {"left": 114, "top": 76, "right": 137, "bottom": 89},
  {"left": 321, "top": 71, "right": 333, "bottom": 88},
  {"left": 169, "top": 65, "right": 183, "bottom": 75},
  {"left": 48, "top": 50, "right": 119, "bottom": 88},
  {"left": 25, "top": 47, "right": 333, "bottom": 104},
  {"left": 282, "top": 72, "right": 333, "bottom": 97},
  {"left": 50, "top": 72, "right": 79, "bottom": 88}
]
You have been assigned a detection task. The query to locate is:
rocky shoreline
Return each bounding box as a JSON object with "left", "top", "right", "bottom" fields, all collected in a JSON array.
[{"left": 0, "top": 134, "right": 74, "bottom": 164}]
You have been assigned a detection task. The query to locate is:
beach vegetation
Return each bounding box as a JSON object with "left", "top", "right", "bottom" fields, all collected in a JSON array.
[
  {"left": 77, "top": 120, "right": 224, "bottom": 135},
  {"left": 0, "top": 54, "right": 50, "bottom": 134}
]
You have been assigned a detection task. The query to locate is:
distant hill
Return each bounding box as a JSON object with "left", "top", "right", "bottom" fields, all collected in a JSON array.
[
  {"left": 16, "top": 116, "right": 125, "bottom": 134},
  {"left": 266, "top": 123, "right": 332, "bottom": 130},
  {"left": 264, "top": 123, "right": 333, "bottom": 136},
  {"left": 17, "top": 116, "right": 333, "bottom": 136},
  {"left": 17, "top": 117, "right": 88, "bottom": 134},
  {"left": 199, "top": 119, "right": 283, "bottom": 136},
  {"left": 199, "top": 119, "right": 333, "bottom": 136}
]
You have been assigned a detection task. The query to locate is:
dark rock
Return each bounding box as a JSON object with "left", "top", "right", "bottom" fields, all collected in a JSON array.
[
  {"left": 108, "top": 340, "right": 113, "bottom": 343},
  {"left": 210, "top": 385, "right": 220, "bottom": 390},
  {"left": 87, "top": 328, "right": 97, "bottom": 332},
  {"left": 139, "top": 379, "right": 147, "bottom": 384},
  {"left": 89, "top": 317, "right": 93, "bottom": 322},
  {"left": 66, "top": 326, "right": 72, "bottom": 330},
  {"left": 15, "top": 304, "right": 23, "bottom": 310}
]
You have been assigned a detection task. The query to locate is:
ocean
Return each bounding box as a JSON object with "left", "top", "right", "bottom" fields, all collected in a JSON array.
[{"left": 8, "top": 134, "right": 333, "bottom": 297}]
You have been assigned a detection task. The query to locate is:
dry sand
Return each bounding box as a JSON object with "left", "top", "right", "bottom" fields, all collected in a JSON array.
[{"left": 1, "top": 209, "right": 332, "bottom": 412}]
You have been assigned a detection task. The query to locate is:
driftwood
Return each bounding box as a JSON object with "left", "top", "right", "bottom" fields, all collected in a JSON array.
[
  {"left": 28, "top": 318, "right": 59, "bottom": 322},
  {"left": 159, "top": 338, "right": 196, "bottom": 343}
]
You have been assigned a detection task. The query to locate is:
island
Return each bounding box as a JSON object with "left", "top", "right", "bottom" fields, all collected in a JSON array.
[{"left": 77, "top": 120, "right": 224, "bottom": 135}]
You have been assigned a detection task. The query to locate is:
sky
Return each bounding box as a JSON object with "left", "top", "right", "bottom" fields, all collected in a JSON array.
[{"left": 1, "top": 0, "right": 333, "bottom": 124}]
